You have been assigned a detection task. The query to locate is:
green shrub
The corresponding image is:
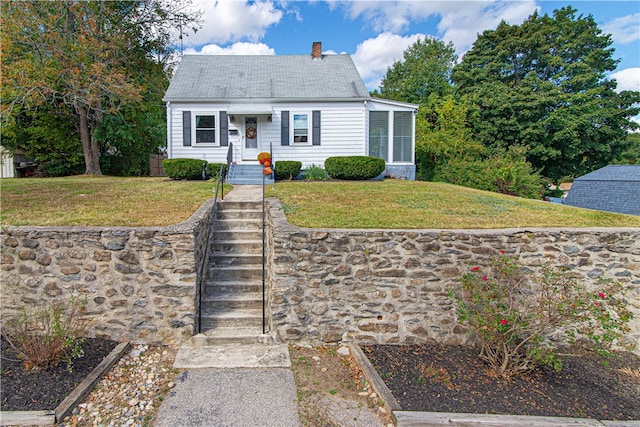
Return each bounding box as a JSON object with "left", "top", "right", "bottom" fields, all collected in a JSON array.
[
  {"left": 163, "top": 158, "right": 208, "bottom": 180},
  {"left": 433, "top": 147, "right": 543, "bottom": 199},
  {"left": 324, "top": 156, "right": 386, "bottom": 180},
  {"left": 303, "top": 164, "right": 330, "bottom": 181},
  {"left": 2, "top": 295, "right": 90, "bottom": 371},
  {"left": 206, "top": 163, "right": 227, "bottom": 179},
  {"left": 274, "top": 161, "right": 302, "bottom": 180}
]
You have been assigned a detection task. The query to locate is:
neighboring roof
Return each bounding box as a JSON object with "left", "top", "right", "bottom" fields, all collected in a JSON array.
[
  {"left": 163, "top": 54, "right": 371, "bottom": 102},
  {"left": 563, "top": 165, "right": 640, "bottom": 216}
]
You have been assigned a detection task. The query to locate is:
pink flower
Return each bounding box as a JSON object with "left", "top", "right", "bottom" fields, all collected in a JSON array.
[
  {"left": 594, "top": 302, "right": 600, "bottom": 307},
  {"left": 500, "top": 319, "right": 508, "bottom": 325},
  {"left": 471, "top": 266, "right": 480, "bottom": 272},
  {"left": 598, "top": 292, "right": 606, "bottom": 299},
  {"left": 500, "top": 250, "right": 505, "bottom": 255},
  {"left": 482, "top": 276, "right": 488, "bottom": 281}
]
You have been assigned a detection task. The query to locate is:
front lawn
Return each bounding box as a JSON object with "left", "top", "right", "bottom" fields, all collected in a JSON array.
[
  {"left": 1, "top": 177, "right": 638, "bottom": 228},
  {"left": 0, "top": 176, "right": 228, "bottom": 227},
  {"left": 270, "top": 180, "right": 640, "bottom": 229}
]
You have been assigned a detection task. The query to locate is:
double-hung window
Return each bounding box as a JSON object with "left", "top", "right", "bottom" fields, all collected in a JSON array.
[
  {"left": 292, "top": 113, "right": 309, "bottom": 144},
  {"left": 195, "top": 114, "right": 216, "bottom": 144}
]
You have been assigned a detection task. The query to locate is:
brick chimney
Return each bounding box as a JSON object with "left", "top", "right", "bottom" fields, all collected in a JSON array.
[{"left": 312, "top": 42, "right": 322, "bottom": 59}]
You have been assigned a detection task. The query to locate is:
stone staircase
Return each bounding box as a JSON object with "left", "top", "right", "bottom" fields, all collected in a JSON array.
[
  {"left": 194, "top": 198, "right": 273, "bottom": 346},
  {"left": 226, "top": 163, "right": 274, "bottom": 185}
]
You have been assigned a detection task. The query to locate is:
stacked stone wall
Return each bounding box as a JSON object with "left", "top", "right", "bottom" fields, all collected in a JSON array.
[
  {"left": 266, "top": 199, "right": 640, "bottom": 352},
  {"left": 0, "top": 199, "right": 215, "bottom": 345}
]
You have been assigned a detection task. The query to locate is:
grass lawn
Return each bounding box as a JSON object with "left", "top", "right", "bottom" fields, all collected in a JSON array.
[
  {"left": 0, "top": 176, "right": 229, "bottom": 227},
  {"left": 270, "top": 180, "right": 640, "bottom": 229},
  {"left": 1, "top": 177, "right": 638, "bottom": 228}
]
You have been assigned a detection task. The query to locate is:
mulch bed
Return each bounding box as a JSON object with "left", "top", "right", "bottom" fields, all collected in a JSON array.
[
  {"left": 362, "top": 344, "right": 640, "bottom": 421},
  {"left": 1, "top": 336, "right": 117, "bottom": 411}
]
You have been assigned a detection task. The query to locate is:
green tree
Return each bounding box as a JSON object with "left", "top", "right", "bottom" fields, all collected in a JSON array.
[
  {"left": 1, "top": 1, "right": 200, "bottom": 175},
  {"left": 613, "top": 132, "right": 640, "bottom": 165},
  {"left": 379, "top": 37, "right": 457, "bottom": 104},
  {"left": 452, "top": 7, "right": 640, "bottom": 182},
  {"left": 415, "top": 95, "right": 485, "bottom": 180}
]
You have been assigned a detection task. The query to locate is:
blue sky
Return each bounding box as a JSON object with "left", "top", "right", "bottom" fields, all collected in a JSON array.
[{"left": 182, "top": 0, "right": 639, "bottom": 93}]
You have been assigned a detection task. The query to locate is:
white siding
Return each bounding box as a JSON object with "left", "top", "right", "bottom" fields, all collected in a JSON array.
[
  {"left": 167, "top": 101, "right": 368, "bottom": 168},
  {"left": 1, "top": 146, "right": 14, "bottom": 178},
  {"left": 166, "top": 99, "right": 416, "bottom": 168},
  {"left": 167, "top": 103, "right": 232, "bottom": 164}
]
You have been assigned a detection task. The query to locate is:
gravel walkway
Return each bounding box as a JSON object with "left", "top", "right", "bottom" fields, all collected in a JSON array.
[{"left": 58, "top": 344, "right": 180, "bottom": 427}]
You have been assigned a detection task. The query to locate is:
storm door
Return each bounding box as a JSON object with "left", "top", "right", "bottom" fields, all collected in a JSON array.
[{"left": 243, "top": 116, "right": 259, "bottom": 160}]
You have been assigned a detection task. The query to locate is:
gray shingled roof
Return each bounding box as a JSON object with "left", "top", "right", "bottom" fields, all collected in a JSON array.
[
  {"left": 563, "top": 165, "right": 640, "bottom": 216},
  {"left": 163, "top": 54, "right": 370, "bottom": 101}
]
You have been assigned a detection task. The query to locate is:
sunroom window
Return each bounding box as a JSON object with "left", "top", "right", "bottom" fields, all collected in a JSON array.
[
  {"left": 369, "top": 111, "right": 389, "bottom": 160},
  {"left": 393, "top": 111, "right": 412, "bottom": 162},
  {"left": 195, "top": 114, "right": 216, "bottom": 144}
]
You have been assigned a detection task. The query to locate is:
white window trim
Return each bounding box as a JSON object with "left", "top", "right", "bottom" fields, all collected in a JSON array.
[
  {"left": 290, "top": 111, "right": 312, "bottom": 146},
  {"left": 193, "top": 112, "right": 219, "bottom": 146}
]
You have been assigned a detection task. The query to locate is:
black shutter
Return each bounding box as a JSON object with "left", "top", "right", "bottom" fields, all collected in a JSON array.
[
  {"left": 183, "top": 111, "right": 191, "bottom": 146},
  {"left": 312, "top": 110, "right": 321, "bottom": 145},
  {"left": 220, "top": 111, "right": 228, "bottom": 146},
  {"left": 281, "top": 111, "right": 289, "bottom": 146}
]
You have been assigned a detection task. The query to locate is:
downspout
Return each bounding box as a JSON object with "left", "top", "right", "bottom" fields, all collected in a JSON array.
[
  {"left": 363, "top": 100, "right": 368, "bottom": 156},
  {"left": 166, "top": 102, "right": 172, "bottom": 159}
]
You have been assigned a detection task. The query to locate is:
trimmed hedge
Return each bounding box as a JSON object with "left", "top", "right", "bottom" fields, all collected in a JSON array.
[
  {"left": 274, "top": 161, "right": 302, "bottom": 180},
  {"left": 206, "top": 163, "right": 227, "bottom": 179},
  {"left": 324, "top": 156, "right": 386, "bottom": 180},
  {"left": 162, "top": 158, "right": 207, "bottom": 180}
]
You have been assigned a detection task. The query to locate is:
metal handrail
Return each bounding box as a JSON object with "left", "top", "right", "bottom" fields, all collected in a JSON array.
[
  {"left": 261, "top": 143, "right": 274, "bottom": 335},
  {"left": 196, "top": 153, "right": 229, "bottom": 334}
]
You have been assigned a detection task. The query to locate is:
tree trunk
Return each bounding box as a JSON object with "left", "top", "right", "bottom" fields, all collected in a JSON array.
[{"left": 78, "top": 105, "right": 102, "bottom": 175}]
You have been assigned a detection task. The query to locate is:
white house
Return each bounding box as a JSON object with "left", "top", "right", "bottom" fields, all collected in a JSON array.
[{"left": 162, "top": 42, "right": 418, "bottom": 182}]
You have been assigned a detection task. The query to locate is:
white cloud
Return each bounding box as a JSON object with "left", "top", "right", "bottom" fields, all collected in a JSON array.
[
  {"left": 610, "top": 68, "right": 640, "bottom": 92},
  {"left": 601, "top": 13, "right": 640, "bottom": 44},
  {"left": 437, "top": 1, "right": 537, "bottom": 55},
  {"left": 184, "top": 0, "right": 282, "bottom": 47},
  {"left": 185, "top": 42, "right": 275, "bottom": 55},
  {"left": 352, "top": 32, "right": 425, "bottom": 90},
  {"left": 336, "top": 0, "right": 537, "bottom": 54}
]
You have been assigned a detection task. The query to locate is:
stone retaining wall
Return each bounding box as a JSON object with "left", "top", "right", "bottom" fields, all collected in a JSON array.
[
  {"left": 266, "top": 199, "right": 640, "bottom": 352},
  {"left": 2, "top": 197, "right": 639, "bottom": 352},
  {"left": 0, "top": 199, "right": 215, "bottom": 345}
]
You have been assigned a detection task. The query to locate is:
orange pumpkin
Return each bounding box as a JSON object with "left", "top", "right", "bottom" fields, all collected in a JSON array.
[{"left": 263, "top": 167, "right": 273, "bottom": 175}]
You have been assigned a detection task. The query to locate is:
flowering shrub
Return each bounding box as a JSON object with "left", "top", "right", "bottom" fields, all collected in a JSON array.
[{"left": 452, "top": 253, "right": 633, "bottom": 379}]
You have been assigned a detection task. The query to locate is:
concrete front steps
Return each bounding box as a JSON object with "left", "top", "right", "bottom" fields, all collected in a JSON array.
[
  {"left": 226, "top": 163, "right": 274, "bottom": 185},
  {"left": 194, "top": 198, "right": 273, "bottom": 347}
]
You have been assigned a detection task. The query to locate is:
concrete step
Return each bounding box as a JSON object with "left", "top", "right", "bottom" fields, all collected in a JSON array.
[
  {"left": 205, "top": 281, "right": 261, "bottom": 294},
  {"left": 201, "top": 292, "right": 262, "bottom": 310},
  {"left": 174, "top": 340, "right": 290, "bottom": 369},
  {"left": 210, "top": 253, "right": 262, "bottom": 267},
  {"left": 227, "top": 165, "right": 274, "bottom": 185},
  {"left": 219, "top": 200, "right": 262, "bottom": 210},
  {"left": 215, "top": 209, "right": 263, "bottom": 221},
  {"left": 209, "top": 265, "right": 262, "bottom": 281},
  {"left": 214, "top": 220, "right": 262, "bottom": 231},
  {"left": 211, "top": 240, "right": 263, "bottom": 255},
  {"left": 200, "top": 309, "right": 263, "bottom": 329},
  {"left": 213, "top": 229, "right": 262, "bottom": 241},
  {"left": 192, "top": 328, "right": 275, "bottom": 346}
]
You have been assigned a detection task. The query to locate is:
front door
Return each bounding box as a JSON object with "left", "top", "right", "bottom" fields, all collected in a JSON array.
[{"left": 243, "top": 116, "right": 259, "bottom": 160}]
